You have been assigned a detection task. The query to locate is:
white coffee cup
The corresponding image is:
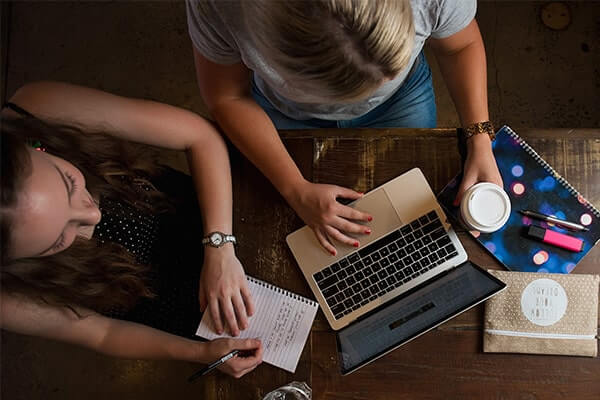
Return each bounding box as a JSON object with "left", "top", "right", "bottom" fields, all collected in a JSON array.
[{"left": 460, "top": 182, "right": 511, "bottom": 233}]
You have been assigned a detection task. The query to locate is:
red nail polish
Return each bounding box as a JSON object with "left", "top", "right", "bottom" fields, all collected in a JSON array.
[
  {"left": 330, "top": 250, "right": 336, "bottom": 256},
  {"left": 354, "top": 242, "right": 359, "bottom": 247},
  {"left": 358, "top": 192, "right": 364, "bottom": 195},
  {"left": 365, "top": 229, "right": 371, "bottom": 234},
  {"left": 368, "top": 216, "right": 373, "bottom": 222}
]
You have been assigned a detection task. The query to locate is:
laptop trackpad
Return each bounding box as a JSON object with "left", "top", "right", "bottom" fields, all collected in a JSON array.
[
  {"left": 336, "top": 262, "right": 505, "bottom": 375},
  {"left": 349, "top": 188, "right": 402, "bottom": 238}
]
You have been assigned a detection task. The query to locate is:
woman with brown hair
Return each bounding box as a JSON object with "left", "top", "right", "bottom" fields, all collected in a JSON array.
[{"left": 0, "top": 81, "right": 262, "bottom": 378}]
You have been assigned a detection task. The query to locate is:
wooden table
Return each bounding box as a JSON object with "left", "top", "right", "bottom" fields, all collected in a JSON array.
[
  {"left": 2, "top": 128, "right": 598, "bottom": 399},
  {"left": 221, "top": 128, "right": 600, "bottom": 400}
]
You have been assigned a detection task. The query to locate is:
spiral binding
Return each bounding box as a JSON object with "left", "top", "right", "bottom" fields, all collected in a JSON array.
[
  {"left": 248, "top": 276, "right": 319, "bottom": 307},
  {"left": 502, "top": 125, "right": 600, "bottom": 219}
]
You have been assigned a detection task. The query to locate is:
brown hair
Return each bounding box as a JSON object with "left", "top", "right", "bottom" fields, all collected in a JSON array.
[
  {"left": 0, "top": 113, "right": 170, "bottom": 313},
  {"left": 242, "top": 0, "right": 415, "bottom": 101}
]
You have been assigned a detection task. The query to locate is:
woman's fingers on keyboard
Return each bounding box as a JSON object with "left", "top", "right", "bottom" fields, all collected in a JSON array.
[
  {"left": 314, "top": 228, "right": 337, "bottom": 255},
  {"left": 333, "top": 216, "right": 372, "bottom": 235},
  {"left": 325, "top": 225, "right": 359, "bottom": 248},
  {"left": 337, "top": 203, "right": 372, "bottom": 222},
  {"left": 334, "top": 186, "right": 363, "bottom": 200}
]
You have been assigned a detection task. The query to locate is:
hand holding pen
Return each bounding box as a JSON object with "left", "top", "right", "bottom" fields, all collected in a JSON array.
[
  {"left": 189, "top": 338, "right": 263, "bottom": 380},
  {"left": 188, "top": 350, "right": 240, "bottom": 381}
]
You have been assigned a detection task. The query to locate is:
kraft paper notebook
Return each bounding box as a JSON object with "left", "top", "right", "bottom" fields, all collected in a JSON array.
[
  {"left": 438, "top": 125, "right": 600, "bottom": 274},
  {"left": 196, "top": 276, "right": 319, "bottom": 373},
  {"left": 484, "top": 270, "right": 599, "bottom": 357}
]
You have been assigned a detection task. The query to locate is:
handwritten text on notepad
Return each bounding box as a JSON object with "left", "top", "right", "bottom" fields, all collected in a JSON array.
[{"left": 196, "top": 277, "right": 318, "bottom": 373}]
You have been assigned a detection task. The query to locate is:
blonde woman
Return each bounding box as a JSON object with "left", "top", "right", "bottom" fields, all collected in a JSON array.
[{"left": 187, "top": 0, "right": 502, "bottom": 255}]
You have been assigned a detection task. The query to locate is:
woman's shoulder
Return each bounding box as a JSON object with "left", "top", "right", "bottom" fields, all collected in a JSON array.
[
  {"left": 186, "top": 0, "right": 246, "bottom": 65},
  {"left": 410, "top": 0, "right": 476, "bottom": 40}
]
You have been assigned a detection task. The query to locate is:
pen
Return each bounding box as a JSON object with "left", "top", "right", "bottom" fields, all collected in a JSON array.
[
  {"left": 519, "top": 210, "right": 589, "bottom": 232},
  {"left": 188, "top": 349, "right": 240, "bottom": 382}
]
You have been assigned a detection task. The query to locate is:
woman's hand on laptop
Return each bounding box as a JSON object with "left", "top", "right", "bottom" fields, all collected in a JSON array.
[
  {"left": 454, "top": 136, "right": 503, "bottom": 205},
  {"left": 287, "top": 180, "right": 372, "bottom": 256},
  {"left": 199, "top": 247, "right": 255, "bottom": 336}
]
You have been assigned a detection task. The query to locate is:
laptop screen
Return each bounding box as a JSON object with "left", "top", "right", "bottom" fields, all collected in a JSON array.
[{"left": 336, "top": 262, "right": 505, "bottom": 375}]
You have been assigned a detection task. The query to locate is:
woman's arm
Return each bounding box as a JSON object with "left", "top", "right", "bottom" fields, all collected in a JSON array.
[
  {"left": 8, "top": 81, "right": 253, "bottom": 336},
  {"left": 0, "top": 292, "right": 262, "bottom": 378},
  {"left": 192, "top": 49, "right": 371, "bottom": 256},
  {"left": 428, "top": 19, "right": 503, "bottom": 202}
]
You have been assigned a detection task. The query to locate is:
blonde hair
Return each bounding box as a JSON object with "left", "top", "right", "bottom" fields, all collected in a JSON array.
[{"left": 243, "top": 0, "right": 415, "bottom": 102}]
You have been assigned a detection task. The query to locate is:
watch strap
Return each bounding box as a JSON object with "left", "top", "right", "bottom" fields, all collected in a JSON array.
[{"left": 223, "top": 234, "right": 237, "bottom": 245}]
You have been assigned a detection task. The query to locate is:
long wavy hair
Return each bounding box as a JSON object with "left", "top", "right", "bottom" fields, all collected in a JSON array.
[{"left": 1, "top": 112, "right": 172, "bottom": 314}]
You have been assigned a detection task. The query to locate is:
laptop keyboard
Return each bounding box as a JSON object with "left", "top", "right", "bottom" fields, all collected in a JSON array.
[{"left": 313, "top": 210, "right": 459, "bottom": 320}]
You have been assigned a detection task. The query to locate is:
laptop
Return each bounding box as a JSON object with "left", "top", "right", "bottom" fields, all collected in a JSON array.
[{"left": 286, "top": 168, "right": 506, "bottom": 374}]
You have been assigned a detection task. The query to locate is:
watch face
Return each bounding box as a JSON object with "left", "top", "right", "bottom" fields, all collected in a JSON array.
[{"left": 210, "top": 232, "right": 223, "bottom": 246}]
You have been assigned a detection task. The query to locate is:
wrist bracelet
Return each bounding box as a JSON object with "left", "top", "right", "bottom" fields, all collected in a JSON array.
[{"left": 461, "top": 121, "right": 496, "bottom": 141}]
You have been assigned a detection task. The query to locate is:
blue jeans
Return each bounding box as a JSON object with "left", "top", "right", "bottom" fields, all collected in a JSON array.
[{"left": 251, "top": 52, "right": 436, "bottom": 129}]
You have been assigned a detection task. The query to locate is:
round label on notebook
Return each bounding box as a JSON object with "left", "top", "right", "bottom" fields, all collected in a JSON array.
[{"left": 520, "top": 278, "right": 568, "bottom": 326}]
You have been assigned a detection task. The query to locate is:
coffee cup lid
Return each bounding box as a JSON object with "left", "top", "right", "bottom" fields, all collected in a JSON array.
[{"left": 464, "top": 183, "right": 511, "bottom": 232}]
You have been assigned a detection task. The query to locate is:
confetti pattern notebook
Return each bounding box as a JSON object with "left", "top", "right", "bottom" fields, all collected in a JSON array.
[{"left": 438, "top": 126, "right": 600, "bottom": 273}]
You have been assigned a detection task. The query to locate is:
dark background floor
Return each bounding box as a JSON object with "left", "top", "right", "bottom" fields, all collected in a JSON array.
[
  {"left": 1, "top": 1, "right": 599, "bottom": 399},
  {"left": 2, "top": 1, "right": 599, "bottom": 128}
]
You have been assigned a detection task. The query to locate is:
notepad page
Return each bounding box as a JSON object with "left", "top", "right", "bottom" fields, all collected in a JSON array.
[{"left": 196, "top": 277, "right": 319, "bottom": 373}]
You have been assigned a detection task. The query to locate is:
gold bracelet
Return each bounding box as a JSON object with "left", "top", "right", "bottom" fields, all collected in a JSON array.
[{"left": 461, "top": 121, "right": 496, "bottom": 141}]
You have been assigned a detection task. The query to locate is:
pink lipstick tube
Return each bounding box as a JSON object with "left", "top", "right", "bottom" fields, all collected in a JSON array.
[{"left": 527, "top": 225, "right": 584, "bottom": 252}]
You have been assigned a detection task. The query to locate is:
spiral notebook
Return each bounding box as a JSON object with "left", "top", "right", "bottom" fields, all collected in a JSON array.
[
  {"left": 438, "top": 125, "right": 600, "bottom": 274},
  {"left": 196, "top": 276, "right": 319, "bottom": 373}
]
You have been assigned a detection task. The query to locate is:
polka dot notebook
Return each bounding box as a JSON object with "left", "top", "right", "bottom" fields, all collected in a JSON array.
[{"left": 438, "top": 125, "right": 600, "bottom": 274}]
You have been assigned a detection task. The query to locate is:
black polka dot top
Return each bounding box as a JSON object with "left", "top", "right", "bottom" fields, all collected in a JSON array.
[
  {"left": 95, "top": 197, "right": 159, "bottom": 266},
  {"left": 94, "top": 168, "right": 205, "bottom": 339}
]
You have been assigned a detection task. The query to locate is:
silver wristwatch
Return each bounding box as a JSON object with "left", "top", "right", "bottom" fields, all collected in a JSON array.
[{"left": 201, "top": 231, "right": 237, "bottom": 248}]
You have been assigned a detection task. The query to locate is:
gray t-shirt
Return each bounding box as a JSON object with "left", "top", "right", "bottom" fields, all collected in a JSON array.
[{"left": 186, "top": 0, "right": 476, "bottom": 120}]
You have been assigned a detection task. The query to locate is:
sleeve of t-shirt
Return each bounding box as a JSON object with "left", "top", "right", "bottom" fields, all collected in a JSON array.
[
  {"left": 185, "top": 0, "right": 241, "bottom": 64},
  {"left": 429, "top": 0, "right": 477, "bottom": 39}
]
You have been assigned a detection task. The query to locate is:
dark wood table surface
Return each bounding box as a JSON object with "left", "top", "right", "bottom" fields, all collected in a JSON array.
[
  {"left": 2, "top": 128, "right": 598, "bottom": 400},
  {"left": 219, "top": 128, "right": 600, "bottom": 400}
]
